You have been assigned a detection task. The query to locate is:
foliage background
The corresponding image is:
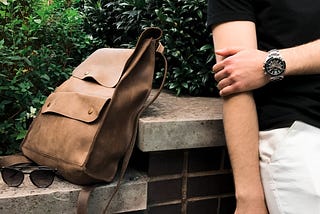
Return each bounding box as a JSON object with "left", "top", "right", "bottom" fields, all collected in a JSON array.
[
  {"left": 79, "top": 0, "right": 216, "bottom": 96},
  {"left": 0, "top": 0, "right": 216, "bottom": 155}
]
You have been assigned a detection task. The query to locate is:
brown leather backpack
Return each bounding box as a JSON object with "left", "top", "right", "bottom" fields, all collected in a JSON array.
[
  {"left": 18, "top": 27, "right": 166, "bottom": 188},
  {"left": 0, "top": 27, "right": 166, "bottom": 213}
]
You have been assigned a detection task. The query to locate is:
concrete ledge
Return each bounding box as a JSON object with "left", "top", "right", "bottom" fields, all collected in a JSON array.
[
  {"left": 0, "top": 91, "right": 225, "bottom": 213},
  {"left": 138, "top": 91, "right": 225, "bottom": 152},
  {"left": 0, "top": 169, "right": 147, "bottom": 213}
]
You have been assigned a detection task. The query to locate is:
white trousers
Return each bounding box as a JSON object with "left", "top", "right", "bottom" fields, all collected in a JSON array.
[{"left": 259, "top": 121, "right": 320, "bottom": 214}]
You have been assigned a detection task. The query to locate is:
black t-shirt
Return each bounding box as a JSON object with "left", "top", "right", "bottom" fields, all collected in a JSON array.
[{"left": 207, "top": 0, "right": 320, "bottom": 130}]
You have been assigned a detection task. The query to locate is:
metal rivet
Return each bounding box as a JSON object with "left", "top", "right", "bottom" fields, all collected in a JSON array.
[
  {"left": 88, "top": 107, "right": 94, "bottom": 115},
  {"left": 84, "top": 71, "right": 89, "bottom": 75}
]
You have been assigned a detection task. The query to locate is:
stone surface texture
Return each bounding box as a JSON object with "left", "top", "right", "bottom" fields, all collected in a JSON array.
[
  {"left": 0, "top": 169, "right": 147, "bottom": 213},
  {"left": 138, "top": 90, "right": 224, "bottom": 151}
]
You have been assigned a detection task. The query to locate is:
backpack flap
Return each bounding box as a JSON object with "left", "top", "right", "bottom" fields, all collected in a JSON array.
[
  {"left": 72, "top": 48, "right": 134, "bottom": 88},
  {"left": 42, "top": 92, "right": 107, "bottom": 123}
]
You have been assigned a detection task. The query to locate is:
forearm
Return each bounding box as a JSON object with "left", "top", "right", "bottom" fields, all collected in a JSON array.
[
  {"left": 281, "top": 39, "right": 320, "bottom": 76},
  {"left": 223, "top": 93, "right": 264, "bottom": 200},
  {"left": 212, "top": 21, "right": 267, "bottom": 212}
]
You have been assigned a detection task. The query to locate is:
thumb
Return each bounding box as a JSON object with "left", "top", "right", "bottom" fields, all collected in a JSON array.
[{"left": 215, "top": 47, "right": 244, "bottom": 57}]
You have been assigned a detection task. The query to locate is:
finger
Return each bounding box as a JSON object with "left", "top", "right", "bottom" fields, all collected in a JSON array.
[
  {"left": 219, "top": 85, "right": 233, "bottom": 97},
  {"left": 212, "top": 62, "right": 224, "bottom": 73},
  {"left": 219, "top": 84, "right": 240, "bottom": 97},
  {"left": 220, "top": 81, "right": 246, "bottom": 96},
  {"left": 216, "top": 78, "right": 232, "bottom": 90},
  {"left": 215, "top": 47, "right": 244, "bottom": 57},
  {"left": 214, "top": 67, "right": 229, "bottom": 82}
]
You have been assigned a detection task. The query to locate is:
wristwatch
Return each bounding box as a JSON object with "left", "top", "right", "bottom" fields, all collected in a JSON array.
[{"left": 263, "top": 49, "right": 286, "bottom": 81}]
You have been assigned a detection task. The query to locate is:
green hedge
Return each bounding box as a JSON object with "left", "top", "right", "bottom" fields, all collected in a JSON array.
[
  {"left": 80, "top": 0, "right": 216, "bottom": 96},
  {"left": 0, "top": 0, "right": 216, "bottom": 155},
  {"left": 0, "top": 0, "right": 97, "bottom": 154}
]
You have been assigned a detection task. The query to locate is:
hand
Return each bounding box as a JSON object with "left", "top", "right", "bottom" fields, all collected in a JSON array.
[{"left": 213, "top": 47, "right": 270, "bottom": 96}]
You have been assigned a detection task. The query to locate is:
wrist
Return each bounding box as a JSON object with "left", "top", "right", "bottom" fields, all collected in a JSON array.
[
  {"left": 234, "top": 169, "right": 266, "bottom": 202},
  {"left": 279, "top": 47, "right": 300, "bottom": 76},
  {"left": 236, "top": 192, "right": 268, "bottom": 214},
  {"left": 236, "top": 187, "right": 266, "bottom": 201}
]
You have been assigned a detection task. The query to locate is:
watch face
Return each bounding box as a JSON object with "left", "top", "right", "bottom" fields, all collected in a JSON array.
[{"left": 265, "top": 58, "right": 286, "bottom": 76}]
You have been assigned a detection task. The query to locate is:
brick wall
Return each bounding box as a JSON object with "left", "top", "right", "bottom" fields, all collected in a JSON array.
[{"left": 129, "top": 146, "right": 236, "bottom": 214}]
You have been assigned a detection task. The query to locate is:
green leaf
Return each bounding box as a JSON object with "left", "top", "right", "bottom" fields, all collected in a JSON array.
[
  {"left": 23, "top": 57, "right": 32, "bottom": 66},
  {"left": 182, "top": 82, "right": 188, "bottom": 89},
  {"left": 199, "top": 44, "right": 213, "bottom": 51},
  {"left": 197, "top": 10, "right": 203, "bottom": 19},
  {"left": 0, "top": 0, "right": 8, "bottom": 5},
  {"left": 16, "top": 130, "right": 27, "bottom": 140},
  {"left": 41, "top": 74, "right": 50, "bottom": 81},
  {"left": 34, "top": 19, "right": 41, "bottom": 24}
]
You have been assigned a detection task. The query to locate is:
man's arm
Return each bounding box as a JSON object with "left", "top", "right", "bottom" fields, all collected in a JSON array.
[
  {"left": 212, "top": 21, "right": 268, "bottom": 214},
  {"left": 213, "top": 39, "right": 320, "bottom": 96},
  {"left": 281, "top": 39, "right": 320, "bottom": 75}
]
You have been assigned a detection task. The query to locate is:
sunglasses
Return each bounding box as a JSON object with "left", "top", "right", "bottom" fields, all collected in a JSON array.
[{"left": 1, "top": 164, "right": 56, "bottom": 188}]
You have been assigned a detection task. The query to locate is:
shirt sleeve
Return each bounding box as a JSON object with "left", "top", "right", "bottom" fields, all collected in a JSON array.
[{"left": 207, "top": 0, "right": 256, "bottom": 29}]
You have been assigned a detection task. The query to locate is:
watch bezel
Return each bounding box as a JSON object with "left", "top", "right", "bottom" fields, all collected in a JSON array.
[
  {"left": 264, "top": 57, "right": 286, "bottom": 76},
  {"left": 263, "top": 49, "right": 286, "bottom": 81}
]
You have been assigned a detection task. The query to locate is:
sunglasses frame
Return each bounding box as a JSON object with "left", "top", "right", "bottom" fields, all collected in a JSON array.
[{"left": 1, "top": 164, "right": 57, "bottom": 188}]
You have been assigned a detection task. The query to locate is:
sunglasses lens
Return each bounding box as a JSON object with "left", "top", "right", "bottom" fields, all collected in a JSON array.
[
  {"left": 30, "top": 169, "right": 55, "bottom": 188},
  {"left": 1, "top": 168, "right": 24, "bottom": 187}
]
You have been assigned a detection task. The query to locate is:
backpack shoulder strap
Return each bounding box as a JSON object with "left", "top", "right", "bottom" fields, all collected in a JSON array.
[{"left": 143, "top": 42, "right": 168, "bottom": 109}]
